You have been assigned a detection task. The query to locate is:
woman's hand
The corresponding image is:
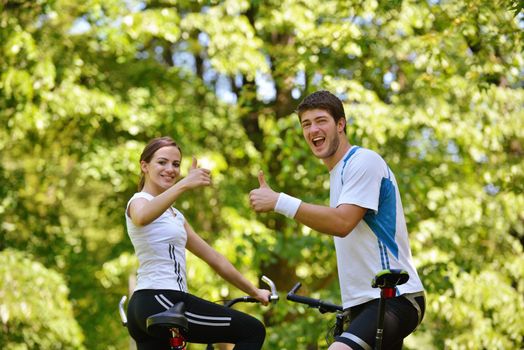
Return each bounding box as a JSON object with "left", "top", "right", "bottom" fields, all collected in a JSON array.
[
  {"left": 252, "top": 288, "right": 272, "bottom": 306},
  {"left": 177, "top": 157, "right": 211, "bottom": 190}
]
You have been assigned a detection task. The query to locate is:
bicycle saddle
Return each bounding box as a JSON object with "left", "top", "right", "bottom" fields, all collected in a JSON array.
[
  {"left": 371, "top": 269, "right": 409, "bottom": 289},
  {"left": 147, "top": 302, "right": 188, "bottom": 336}
]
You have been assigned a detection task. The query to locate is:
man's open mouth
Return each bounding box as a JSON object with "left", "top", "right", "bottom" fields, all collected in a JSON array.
[{"left": 312, "top": 136, "right": 325, "bottom": 147}]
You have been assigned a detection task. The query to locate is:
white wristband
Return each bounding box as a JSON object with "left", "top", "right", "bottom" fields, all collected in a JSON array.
[{"left": 274, "top": 192, "right": 302, "bottom": 218}]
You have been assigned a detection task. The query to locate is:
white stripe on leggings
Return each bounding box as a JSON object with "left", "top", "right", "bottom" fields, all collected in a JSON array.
[
  {"left": 186, "top": 318, "right": 231, "bottom": 327},
  {"left": 154, "top": 295, "right": 171, "bottom": 309},
  {"left": 158, "top": 294, "right": 174, "bottom": 307},
  {"left": 339, "top": 332, "right": 372, "bottom": 350},
  {"left": 185, "top": 312, "right": 231, "bottom": 321}
]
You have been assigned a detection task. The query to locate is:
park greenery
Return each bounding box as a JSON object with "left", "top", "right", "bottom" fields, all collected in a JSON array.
[{"left": 1, "top": 0, "right": 523, "bottom": 349}]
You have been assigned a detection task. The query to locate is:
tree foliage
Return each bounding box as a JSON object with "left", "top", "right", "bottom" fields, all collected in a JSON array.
[
  {"left": 1, "top": 0, "right": 523, "bottom": 349},
  {"left": 0, "top": 249, "right": 84, "bottom": 349}
]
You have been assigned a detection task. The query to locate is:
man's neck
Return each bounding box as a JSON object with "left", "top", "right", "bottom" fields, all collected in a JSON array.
[{"left": 324, "top": 140, "right": 352, "bottom": 171}]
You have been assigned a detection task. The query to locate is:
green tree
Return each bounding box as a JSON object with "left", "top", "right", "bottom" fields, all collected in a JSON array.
[
  {"left": 1, "top": 0, "right": 522, "bottom": 349},
  {"left": 0, "top": 249, "right": 84, "bottom": 349}
]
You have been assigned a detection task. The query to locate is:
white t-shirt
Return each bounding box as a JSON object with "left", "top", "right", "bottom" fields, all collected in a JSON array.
[
  {"left": 330, "top": 146, "right": 424, "bottom": 309},
  {"left": 125, "top": 192, "right": 188, "bottom": 292}
]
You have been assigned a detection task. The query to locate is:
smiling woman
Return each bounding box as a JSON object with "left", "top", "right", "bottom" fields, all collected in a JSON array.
[{"left": 124, "top": 136, "right": 272, "bottom": 350}]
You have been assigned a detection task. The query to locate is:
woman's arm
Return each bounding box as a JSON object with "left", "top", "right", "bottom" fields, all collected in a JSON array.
[
  {"left": 128, "top": 183, "right": 189, "bottom": 226},
  {"left": 184, "top": 221, "right": 271, "bottom": 305},
  {"left": 129, "top": 161, "right": 211, "bottom": 226}
]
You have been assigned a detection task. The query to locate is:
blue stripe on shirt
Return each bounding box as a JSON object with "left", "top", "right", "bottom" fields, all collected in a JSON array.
[
  {"left": 364, "top": 176, "right": 399, "bottom": 259},
  {"left": 341, "top": 146, "right": 360, "bottom": 185},
  {"left": 340, "top": 147, "right": 399, "bottom": 260}
]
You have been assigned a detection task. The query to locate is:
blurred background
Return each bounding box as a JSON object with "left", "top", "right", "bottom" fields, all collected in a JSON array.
[{"left": 1, "top": 0, "right": 523, "bottom": 349}]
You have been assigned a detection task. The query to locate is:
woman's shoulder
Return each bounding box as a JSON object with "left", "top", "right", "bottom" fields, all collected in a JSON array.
[
  {"left": 129, "top": 191, "right": 154, "bottom": 201},
  {"left": 126, "top": 192, "right": 154, "bottom": 211}
]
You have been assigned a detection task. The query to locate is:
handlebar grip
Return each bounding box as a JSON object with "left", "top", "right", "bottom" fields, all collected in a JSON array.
[
  {"left": 287, "top": 293, "right": 320, "bottom": 307},
  {"left": 287, "top": 293, "right": 311, "bottom": 304},
  {"left": 243, "top": 296, "right": 259, "bottom": 303},
  {"left": 318, "top": 300, "right": 343, "bottom": 313},
  {"left": 224, "top": 296, "right": 258, "bottom": 308},
  {"left": 287, "top": 283, "right": 343, "bottom": 313}
]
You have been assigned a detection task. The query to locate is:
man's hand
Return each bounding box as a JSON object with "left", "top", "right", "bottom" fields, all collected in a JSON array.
[{"left": 249, "top": 171, "right": 279, "bottom": 212}]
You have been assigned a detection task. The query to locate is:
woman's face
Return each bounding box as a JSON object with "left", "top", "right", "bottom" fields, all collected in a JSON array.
[{"left": 141, "top": 146, "right": 182, "bottom": 194}]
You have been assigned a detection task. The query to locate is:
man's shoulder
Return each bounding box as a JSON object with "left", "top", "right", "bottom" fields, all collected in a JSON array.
[
  {"left": 355, "top": 147, "right": 382, "bottom": 158},
  {"left": 351, "top": 147, "right": 385, "bottom": 168}
]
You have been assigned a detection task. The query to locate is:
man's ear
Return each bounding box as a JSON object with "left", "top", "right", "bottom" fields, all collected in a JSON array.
[{"left": 338, "top": 118, "right": 346, "bottom": 133}]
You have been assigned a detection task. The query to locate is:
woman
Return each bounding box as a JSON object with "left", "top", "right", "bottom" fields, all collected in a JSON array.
[{"left": 125, "top": 136, "right": 270, "bottom": 350}]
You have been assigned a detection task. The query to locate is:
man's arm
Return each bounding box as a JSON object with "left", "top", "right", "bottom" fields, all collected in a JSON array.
[
  {"left": 294, "top": 202, "right": 367, "bottom": 237},
  {"left": 249, "top": 171, "right": 367, "bottom": 237}
]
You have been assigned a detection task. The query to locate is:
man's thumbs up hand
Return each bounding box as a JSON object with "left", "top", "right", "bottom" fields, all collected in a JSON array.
[
  {"left": 249, "top": 170, "right": 278, "bottom": 213},
  {"left": 258, "top": 170, "right": 269, "bottom": 188}
]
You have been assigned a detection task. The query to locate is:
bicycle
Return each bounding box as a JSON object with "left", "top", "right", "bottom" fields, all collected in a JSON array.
[
  {"left": 119, "top": 275, "right": 279, "bottom": 350},
  {"left": 287, "top": 269, "right": 409, "bottom": 350}
]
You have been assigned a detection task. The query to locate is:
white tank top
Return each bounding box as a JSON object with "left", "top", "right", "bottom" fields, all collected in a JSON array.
[{"left": 125, "top": 192, "right": 188, "bottom": 292}]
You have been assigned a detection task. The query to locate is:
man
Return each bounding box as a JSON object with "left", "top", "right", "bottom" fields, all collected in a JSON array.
[{"left": 249, "top": 90, "right": 425, "bottom": 350}]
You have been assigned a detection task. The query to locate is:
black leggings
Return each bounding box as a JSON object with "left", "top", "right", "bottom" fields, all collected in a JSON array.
[
  {"left": 127, "top": 289, "right": 266, "bottom": 350},
  {"left": 334, "top": 293, "right": 425, "bottom": 350}
]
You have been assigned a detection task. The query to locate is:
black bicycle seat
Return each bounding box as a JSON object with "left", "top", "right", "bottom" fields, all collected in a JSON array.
[
  {"left": 146, "top": 302, "right": 188, "bottom": 337},
  {"left": 371, "top": 269, "right": 409, "bottom": 289}
]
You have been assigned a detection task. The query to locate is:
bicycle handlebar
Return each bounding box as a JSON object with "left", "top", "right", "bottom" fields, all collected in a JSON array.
[
  {"left": 287, "top": 282, "right": 342, "bottom": 313},
  {"left": 225, "top": 275, "right": 279, "bottom": 307}
]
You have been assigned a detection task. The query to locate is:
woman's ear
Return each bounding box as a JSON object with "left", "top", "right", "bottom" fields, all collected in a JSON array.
[{"left": 140, "top": 161, "right": 148, "bottom": 174}]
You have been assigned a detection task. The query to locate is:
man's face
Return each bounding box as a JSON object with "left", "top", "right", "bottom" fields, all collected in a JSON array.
[{"left": 300, "top": 108, "right": 345, "bottom": 160}]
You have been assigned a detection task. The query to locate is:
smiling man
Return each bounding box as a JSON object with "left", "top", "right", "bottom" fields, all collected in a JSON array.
[{"left": 249, "top": 90, "right": 425, "bottom": 350}]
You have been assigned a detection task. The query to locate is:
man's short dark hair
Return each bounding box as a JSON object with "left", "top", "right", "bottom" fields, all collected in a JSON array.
[{"left": 297, "top": 90, "right": 346, "bottom": 127}]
